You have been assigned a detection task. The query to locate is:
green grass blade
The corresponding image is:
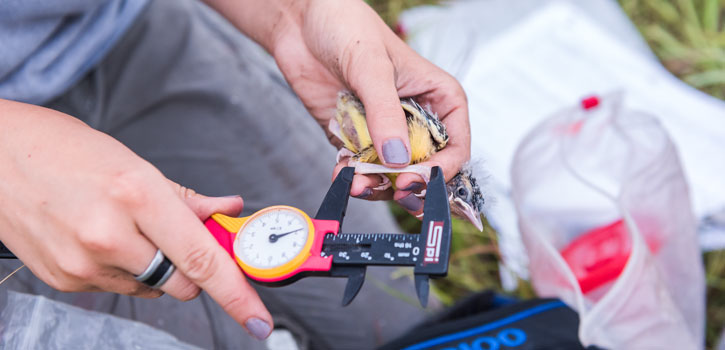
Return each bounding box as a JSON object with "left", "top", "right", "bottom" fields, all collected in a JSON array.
[
  {"left": 702, "top": 0, "right": 721, "bottom": 32},
  {"left": 644, "top": 24, "right": 694, "bottom": 57},
  {"left": 643, "top": 0, "right": 683, "bottom": 25},
  {"left": 678, "top": 0, "right": 703, "bottom": 29},
  {"left": 685, "top": 69, "right": 725, "bottom": 86}
]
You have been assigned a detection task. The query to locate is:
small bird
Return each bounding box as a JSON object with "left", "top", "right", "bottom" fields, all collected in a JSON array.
[{"left": 329, "top": 92, "right": 486, "bottom": 231}]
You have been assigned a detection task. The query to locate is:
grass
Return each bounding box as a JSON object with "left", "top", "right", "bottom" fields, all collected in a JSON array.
[
  {"left": 370, "top": 0, "right": 725, "bottom": 348},
  {"left": 620, "top": 0, "right": 725, "bottom": 99}
]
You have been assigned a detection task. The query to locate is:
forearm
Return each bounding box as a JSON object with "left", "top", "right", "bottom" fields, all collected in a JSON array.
[
  {"left": 0, "top": 98, "right": 79, "bottom": 129},
  {"left": 0, "top": 99, "right": 88, "bottom": 163},
  {"left": 201, "top": 0, "right": 306, "bottom": 54}
]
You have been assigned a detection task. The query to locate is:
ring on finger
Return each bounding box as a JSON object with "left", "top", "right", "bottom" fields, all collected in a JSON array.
[{"left": 134, "top": 249, "right": 175, "bottom": 288}]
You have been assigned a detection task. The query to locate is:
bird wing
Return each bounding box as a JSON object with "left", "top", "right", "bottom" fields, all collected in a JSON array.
[
  {"left": 335, "top": 92, "right": 375, "bottom": 158},
  {"left": 401, "top": 99, "right": 449, "bottom": 150}
]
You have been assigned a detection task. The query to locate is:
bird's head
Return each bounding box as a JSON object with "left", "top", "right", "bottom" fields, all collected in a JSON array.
[{"left": 446, "top": 165, "right": 485, "bottom": 231}]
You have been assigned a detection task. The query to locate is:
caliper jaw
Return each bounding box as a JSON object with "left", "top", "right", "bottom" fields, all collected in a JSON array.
[
  {"left": 315, "top": 167, "right": 354, "bottom": 223},
  {"left": 330, "top": 266, "right": 367, "bottom": 306},
  {"left": 314, "top": 167, "right": 367, "bottom": 306},
  {"left": 412, "top": 166, "right": 452, "bottom": 308}
]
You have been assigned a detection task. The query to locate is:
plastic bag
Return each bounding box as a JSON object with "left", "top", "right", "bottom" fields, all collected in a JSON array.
[
  {"left": 511, "top": 92, "right": 704, "bottom": 349},
  {"left": 0, "top": 291, "right": 199, "bottom": 349}
]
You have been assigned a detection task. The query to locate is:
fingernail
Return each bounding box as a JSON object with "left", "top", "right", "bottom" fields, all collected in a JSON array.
[
  {"left": 354, "top": 188, "right": 373, "bottom": 199},
  {"left": 397, "top": 193, "right": 423, "bottom": 212},
  {"left": 402, "top": 182, "right": 424, "bottom": 192},
  {"left": 245, "top": 317, "right": 272, "bottom": 340},
  {"left": 222, "top": 195, "right": 242, "bottom": 198},
  {"left": 382, "top": 138, "right": 409, "bottom": 165}
]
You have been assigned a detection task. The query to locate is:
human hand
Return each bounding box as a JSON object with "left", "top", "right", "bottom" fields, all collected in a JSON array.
[
  {"left": 269, "top": 0, "right": 471, "bottom": 217},
  {"left": 0, "top": 100, "right": 273, "bottom": 340},
  {"left": 204, "top": 0, "right": 470, "bottom": 216}
]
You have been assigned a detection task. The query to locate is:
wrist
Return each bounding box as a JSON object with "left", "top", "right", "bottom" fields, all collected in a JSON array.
[{"left": 202, "top": 0, "right": 307, "bottom": 53}]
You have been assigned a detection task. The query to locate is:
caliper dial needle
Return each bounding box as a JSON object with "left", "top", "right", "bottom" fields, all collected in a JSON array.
[{"left": 268, "top": 228, "right": 302, "bottom": 243}]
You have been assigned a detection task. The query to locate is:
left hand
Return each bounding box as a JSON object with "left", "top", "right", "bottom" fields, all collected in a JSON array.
[{"left": 206, "top": 0, "right": 471, "bottom": 217}]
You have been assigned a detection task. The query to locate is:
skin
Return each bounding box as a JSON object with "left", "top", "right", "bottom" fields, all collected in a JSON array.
[
  {"left": 209, "top": 0, "right": 471, "bottom": 215},
  {"left": 0, "top": 0, "right": 471, "bottom": 340},
  {"left": 286, "top": 1, "right": 472, "bottom": 216},
  {"left": 0, "top": 103, "right": 269, "bottom": 327}
]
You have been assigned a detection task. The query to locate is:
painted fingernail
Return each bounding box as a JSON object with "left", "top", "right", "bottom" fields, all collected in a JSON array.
[
  {"left": 402, "top": 182, "right": 424, "bottom": 192},
  {"left": 354, "top": 188, "right": 373, "bottom": 199},
  {"left": 245, "top": 317, "right": 272, "bottom": 340},
  {"left": 397, "top": 193, "right": 423, "bottom": 212},
  {"left": 382, "top": 138, "right": 409, "bottom": 165}
]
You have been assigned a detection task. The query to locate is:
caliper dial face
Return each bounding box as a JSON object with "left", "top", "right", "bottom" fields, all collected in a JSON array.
[{"left": 234, "top": 206, "right": 313, "bottom": 275}]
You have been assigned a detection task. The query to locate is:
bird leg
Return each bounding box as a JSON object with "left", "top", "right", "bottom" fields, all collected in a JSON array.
[
  {"left": 348, "top": 161, "right": 432, "bottom": 183},
  {"left": 335, "top": 149, "right": 393, "bottom": 191}
]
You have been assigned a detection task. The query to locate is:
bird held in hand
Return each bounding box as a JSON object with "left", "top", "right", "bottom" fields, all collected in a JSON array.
[{"left": 329, "top": 92, "right": 486, "bottom": 231}]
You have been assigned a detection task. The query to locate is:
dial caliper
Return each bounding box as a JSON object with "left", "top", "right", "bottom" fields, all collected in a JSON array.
[{"left": 204, "top": 166, "right": 452, "bottom": 307}]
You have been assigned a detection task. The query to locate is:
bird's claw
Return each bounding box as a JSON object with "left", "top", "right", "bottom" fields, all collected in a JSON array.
[{"left": 372, "top": 175, "right": 392, "bottom": 191}]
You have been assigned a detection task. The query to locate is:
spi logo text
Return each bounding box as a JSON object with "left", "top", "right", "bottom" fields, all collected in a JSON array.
[{"left": 424, "top": 221, "right": 444, "bottom": 264}]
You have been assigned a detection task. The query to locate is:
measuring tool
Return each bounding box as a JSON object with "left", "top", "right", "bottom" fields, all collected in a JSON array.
[
  {"left": 205, "top": 166, "right": 452, "bottom": 307},
  {"left": 0, "top": 167, "right": 452, "bottom": 307}
]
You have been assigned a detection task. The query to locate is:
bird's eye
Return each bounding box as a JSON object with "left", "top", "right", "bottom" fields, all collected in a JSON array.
[{"left": 457, "top": 187, "right": 468, "bottom": 197}]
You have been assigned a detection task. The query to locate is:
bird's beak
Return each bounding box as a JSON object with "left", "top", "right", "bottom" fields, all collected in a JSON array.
[{"left": 454, "top": 198, "right": 484, "bottom": 232}]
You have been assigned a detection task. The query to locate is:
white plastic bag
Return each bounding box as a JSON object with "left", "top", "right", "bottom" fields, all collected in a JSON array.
[
  {"left": 511, "top": 92, "right": 704, "bottom": 349},
  {"left": 0, "top": 291, "right": 199, "bottom": 349}
]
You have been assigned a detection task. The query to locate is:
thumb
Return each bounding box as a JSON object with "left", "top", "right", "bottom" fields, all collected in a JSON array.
[
  {"left": 167, "top": 181, "right": 244, "bottom": 219},
  {"left": 345, "top": 46, "right": 410, "bottom": 168}
]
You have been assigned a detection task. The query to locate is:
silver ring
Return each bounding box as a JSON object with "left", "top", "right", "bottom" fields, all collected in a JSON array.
[{"left": 134, "top": 249, "right": 175, "bottom": 288}]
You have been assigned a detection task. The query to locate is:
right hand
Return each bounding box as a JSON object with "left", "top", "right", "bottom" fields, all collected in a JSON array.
[
  {"left": 269, "top": 0, "right": 471, "bottom": 216},
  {"left": 0, "top": 99, "right": 273, "bottom": 340}
]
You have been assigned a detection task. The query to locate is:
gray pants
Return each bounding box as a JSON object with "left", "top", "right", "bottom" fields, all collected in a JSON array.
[{"left": 0, "top": 0, "right": 428, "bottom": 348}]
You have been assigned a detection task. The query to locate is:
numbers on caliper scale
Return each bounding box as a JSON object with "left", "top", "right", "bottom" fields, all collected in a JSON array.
[{"left": 320, "top": 233, "right": 422, "bottom": 266}]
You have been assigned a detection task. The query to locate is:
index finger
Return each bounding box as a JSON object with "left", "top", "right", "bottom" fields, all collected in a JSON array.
[{"left": 132, "top": 183, "right": 273, "bottom": 340}]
